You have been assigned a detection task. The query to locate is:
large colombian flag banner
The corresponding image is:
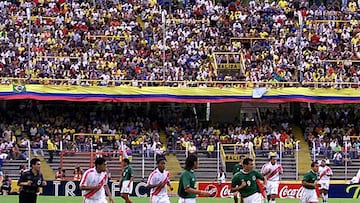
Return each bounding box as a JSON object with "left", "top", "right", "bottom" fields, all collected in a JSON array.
[{"left": 1, "top": 85, "right": 360, "bottom": 104}]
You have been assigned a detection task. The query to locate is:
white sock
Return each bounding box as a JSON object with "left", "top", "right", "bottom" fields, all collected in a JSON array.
[
  {"left": 270, "top": 200, "right": 276, "bottom": 203},
  {"left": 324, "top": 194, "right": 328, "bottom": 201}
]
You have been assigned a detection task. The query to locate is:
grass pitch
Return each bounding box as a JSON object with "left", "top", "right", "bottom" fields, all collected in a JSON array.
[{"left": 0, "top": 196, "right": 358, "bottom": 203}]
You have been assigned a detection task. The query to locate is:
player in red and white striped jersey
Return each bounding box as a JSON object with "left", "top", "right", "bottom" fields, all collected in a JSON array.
[
  {"left": 261, "top": 156, "right": 283, "bottom": 203},
  {"left": 80, "top": 157, "right": 113, "bottom": 203},
  {"left": 146, "top": 157, "right": 173, "bottom": 203},
  {"left": 318, "top": 160, "right": 333, "bottom": 203}
]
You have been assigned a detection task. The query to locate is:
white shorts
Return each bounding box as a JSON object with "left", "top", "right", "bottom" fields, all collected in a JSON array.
[
  {"left": 266, "top": 181, "right": 279, "bottom": 195},
  {"left": 319, "top": 180, "right": 330, "bottom": 190},
  {"left": 151, "top": 195, "right": 170, "bottom": 203},
  {"left": 178, "top": 197, "right": 196, "bottom": 203},
  {"left": 84, "top": 197, "right": 107, "bottom": 203},
  {"left": 300, "top": 187, "right": 318, "bottom": 203},
  {"left": 120, "top": 180, "right": 133, "bottom": 194},
  {"left": 243, "top": 192, "right": 263, "bottom": 203}
]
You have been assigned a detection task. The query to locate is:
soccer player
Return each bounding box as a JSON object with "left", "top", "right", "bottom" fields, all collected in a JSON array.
[
  {"left": 261, "top": 156, "right": 283, "bottom": 203},
  {"left": 318, "top": 160, "right": 333, "bottom": 203},
  {"left": 178, "top": 154, "right": 211, "bottom": 203},
  {"left": 146, "top": 157, "right": 174, "bottom": 203},
  {"left": 120, "top": 158, "right": 134, "bottom": 203},
  {"left": 231, "top": 158, "right": 267, "bottom": 203},
  {"left": 18, "top": 158, "right": 47, "bottom": 203},
  {"left": 301, "top": 161, "right": 320, "bottom": 203},
  {"left": 79, "top": 157, "right": 113, "bottom": 203},
  {"left": 350, "top": 168, "right": 360, "bottom": 184},
  {"left": 232, "top": 155, "right": 245, "bottom": 203}
]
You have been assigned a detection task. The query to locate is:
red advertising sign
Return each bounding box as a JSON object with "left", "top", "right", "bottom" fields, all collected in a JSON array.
[
  {"left": 278, "top": 183, "right": 320, "bottom": 199},
  {"left": 198, "top": 182, "right": 320, "bottom": 199},
  {"left": 198, "top": 183, "right": 233, "bottom": 198}
]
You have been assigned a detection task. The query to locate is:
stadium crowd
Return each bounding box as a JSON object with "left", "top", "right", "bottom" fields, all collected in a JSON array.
[
  {"left": 0, "top": 0, "right": 360, "bottom": 86},
  {"left": 301, "top": 106, "right": 360, "bottom": 165},
  {"left": 0, "top": 101, "right": 297, "bottom": 165}
]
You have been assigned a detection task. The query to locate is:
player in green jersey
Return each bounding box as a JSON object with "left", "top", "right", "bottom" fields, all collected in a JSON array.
[
  {"left": 231, "top": 158, "right": 266, "bottom": 203},
  {"left": 233, "top": 155, "right": 245, "bottom": 175},
  {"left": 232, "top": 155, "right": 245, "bottom": 203},
  {"left": 120, "top": 158, "right": 134, "bottom": 203},
  {"left": 178, "top": 154, "right": 211, "bottom": 203},
  {"left": 301, "top": 161, "right": 320, "bottom": 203}
]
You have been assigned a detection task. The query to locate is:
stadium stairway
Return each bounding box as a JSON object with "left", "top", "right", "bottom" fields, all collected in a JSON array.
[
  {"left": 292, "top": 126, "right": 312, "bottom": 176},
  {"left": 1, "top": 152, "right": 54, "bottom": 181},
  {"left": 1, "top": 159, "right": 27, "bottom": 180},
  {"left": 158, "top": 130, "right": 183, "bottom": 179},
  {"left": 31, "top": 152, "right": 55, "bottom": 180},
  {"left": 159, "top": 130, "right": 167, "bottom": 148},
  {"left": 176, "top": 152, "right": 218, "bottom": 181},
  {"left": 42, "top": 150, "right": 61, "bottom": 180},
  {"left": 165, "top": 154, "right": 182, "bottom": 181}
]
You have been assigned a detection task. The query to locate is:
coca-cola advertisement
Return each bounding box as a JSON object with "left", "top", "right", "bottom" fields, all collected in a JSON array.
[
  {"left": 278, "top": 183, "right": 320, "bottom": 199},
  {"left": 198, "top": 183, "right": 233, "bottom": 198},
  {"left": 198, "top": 182, "right": 320, "bottom": 199}
]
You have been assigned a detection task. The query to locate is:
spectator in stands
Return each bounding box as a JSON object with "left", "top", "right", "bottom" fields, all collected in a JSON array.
[
  {"left": 254, "top": 135, "right": 263, "bottom": 154},
  {"left": 1, "top": 174, "right": 11, "bottom": 195},
  {"left": 284, "top": 138, "right": 294, "bottom": 155},
  {"left": 32, "top": 138, "right": 44, "bottom": 157},
  {"left": 188, "top": 141, "right": 197, "bottom": 155},
  {"left": 353, "top": 139, "right": 360, "bottom": 159},
  {"left": 216, "top": 168, "right": 226, "bottom": 185},
  {"left": 73, "top": 165, "right": 83, "bottom": 181},
  {"left": 19, "top": 165, "right": 26, "bottom": 176},
  {"left": 0, "top": 140, "right": 9, "bottom": 160},
  {"left": 55, "top": 167, "right": 65, "bottom": 181},
  {"left": 47, "top": 139, "right": 56, "bottom": 163},
  {"left": 206, "top": 141, "right": 215, "bottom": 158},
  {"left": 154, "top": 143, "right": 165, "bottom": 158},
  {"left": 343, "top": 152, "right": 352, "bottom": 166},
  {"left": 333, "top": 151, "right": 343, "bottom": 166}
]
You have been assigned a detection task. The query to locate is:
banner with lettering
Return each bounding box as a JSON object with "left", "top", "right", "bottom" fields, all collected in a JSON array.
[
  {"left": 198, "top": 183, "right": 233, "bottom": 198},
  {"left": 13, "top": 180, "right": 359, "bottom": 198},
  {"left": 328, "top": 183, "right": 360, "bottom": 198},
  {"left": 198, "top": 182, "right": 321, "bottom": 199},
  {"left": 278, "top": 183, "right": 320, "bottom": 199},
  {"left": 41, "top": 181, "right": 150, "bottom": 197}
]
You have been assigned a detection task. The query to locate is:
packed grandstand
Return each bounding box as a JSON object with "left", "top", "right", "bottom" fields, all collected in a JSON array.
[
  {"left": 1, "top": 0, "right": 360, "bottom": 85},
  {"left": 0, "top": 0, "right": 360, "bottom": 199}
]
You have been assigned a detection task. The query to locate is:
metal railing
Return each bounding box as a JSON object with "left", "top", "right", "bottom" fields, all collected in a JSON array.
[{"left": 309, "top": 143, "right": 360, "bottom": 180}]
